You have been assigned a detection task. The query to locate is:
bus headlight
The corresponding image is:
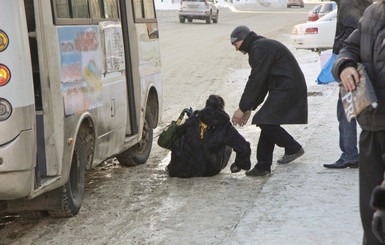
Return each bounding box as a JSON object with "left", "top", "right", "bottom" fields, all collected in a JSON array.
[
  {"left": 0, "top": 30, "right": 9, "bottom": 52},
  {"left": 0, "top": 64, "right": 11, "bottom": 86},
  {"left": 0, "top": 98, "right": 12, "bottom": 121}
]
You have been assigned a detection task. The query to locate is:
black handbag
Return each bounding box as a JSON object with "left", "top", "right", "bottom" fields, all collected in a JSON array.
[{"left": 157, "top": 108, "right": 192, "bottom": 150}]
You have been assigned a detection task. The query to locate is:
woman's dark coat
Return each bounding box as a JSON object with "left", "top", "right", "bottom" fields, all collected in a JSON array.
[
  {"left": 238, "top": 32, "right": 308, "bottom": 125},
  {"left": 332, "top": 3, "right": 385, "bottom": 131},
  {"left": 167, "top": 105, "right": 251, "bottom": 178}
]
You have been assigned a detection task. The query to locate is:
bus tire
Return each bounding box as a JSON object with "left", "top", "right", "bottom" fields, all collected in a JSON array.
[
  {"left": 117, "top": 107, "right": 153, "bottom": 166},
  {"left": 48, "top": 133, "right": 86, "bottom": 218}
]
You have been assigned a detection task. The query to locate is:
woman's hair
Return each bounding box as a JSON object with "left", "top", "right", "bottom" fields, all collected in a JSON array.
[{"left": 205, "top": 94, "right": 225, "bottom": 109}]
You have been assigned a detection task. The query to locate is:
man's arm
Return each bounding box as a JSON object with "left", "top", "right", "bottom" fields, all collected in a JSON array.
[
  {"left": 238, "top": 43, "right": 271, "bottom": 113},
  {"left": 332, "top": 27, "right": 361, "bottom": 91}
]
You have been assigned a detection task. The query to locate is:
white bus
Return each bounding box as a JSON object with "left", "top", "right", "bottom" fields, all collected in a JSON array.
[{"left": 0, "top": 0, "right": 162, "bottom": 217}]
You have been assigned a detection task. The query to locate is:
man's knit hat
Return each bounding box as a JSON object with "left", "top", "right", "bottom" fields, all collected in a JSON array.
[{"left": 230, "top": 25, "right": 250, "bottom": 44}]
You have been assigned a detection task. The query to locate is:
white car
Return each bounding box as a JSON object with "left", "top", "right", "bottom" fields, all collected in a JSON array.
[{"left": 291, "top": 9, "right": 337, "bottom": 52}]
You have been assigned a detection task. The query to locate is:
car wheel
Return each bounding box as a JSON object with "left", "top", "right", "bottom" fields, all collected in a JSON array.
[
  {"left": 213, "top": 11, "right": 218, "bottom": 23},
  {"left": 206, "top": 13, "right": 211, "bottom": 24},
  {"left": 116, "top": 107, "right": 153, "bottom": 166},
  {"left": 179, "top": 17, "right": 185, "bottom": 23},
  {"left": 287, "top": 5, "right": 291, "bottom": 8}
]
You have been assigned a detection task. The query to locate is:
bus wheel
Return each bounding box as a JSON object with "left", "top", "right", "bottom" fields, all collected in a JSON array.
[
  {"left": 48, "top": 134, "right": 86, "bottom": 217},
  {"left": 117, "top": 107, "right": 153, "bottom": 166}
]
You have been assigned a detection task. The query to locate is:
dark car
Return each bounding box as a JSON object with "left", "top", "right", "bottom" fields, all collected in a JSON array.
[{"left": 308, "top": 4, "right": 322, "bottom": 22}]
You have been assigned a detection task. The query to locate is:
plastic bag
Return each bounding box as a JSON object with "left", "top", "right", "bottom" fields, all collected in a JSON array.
[{"left": 317, "top": 53, "right": 337, "bottom": 85}]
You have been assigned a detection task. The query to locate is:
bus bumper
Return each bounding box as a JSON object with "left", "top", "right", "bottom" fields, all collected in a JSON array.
[{"left": 0, "top": 130, "right": 35, "bottom": 200}]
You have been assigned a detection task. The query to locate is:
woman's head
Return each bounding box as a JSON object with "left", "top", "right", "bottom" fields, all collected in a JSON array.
[{"left": 205, "top": 95, "right": 225, "bottom": 110}]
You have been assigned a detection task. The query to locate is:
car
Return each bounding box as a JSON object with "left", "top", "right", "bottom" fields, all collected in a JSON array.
[
  {"left": 287, "top": 0, "right": 304, "bottom": 8},
  {"left": 308, "top": 4, "right": 322, "bottom": 22},
  {"left": 318, "top": 2, "right": 337, "bottom": 19},
  {"left": 291, "top": 9, "right": 337, "bottom": 52},
  {"left": 179, "top": 0, "right": 219, "bottom": 24}
]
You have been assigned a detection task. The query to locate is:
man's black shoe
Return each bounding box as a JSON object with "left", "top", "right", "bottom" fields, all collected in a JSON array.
[
  {"left": 277, "top": 147, "right": 305, "bottom": 164},
  {"left": 230, "top": 162, "right": 241, "bottom": 173},
  {"left": 323, "top": 159, "right": 358, "bottom": 169},
  {"left": 245, "top": 166, "right": 271, "bottom": 177}
]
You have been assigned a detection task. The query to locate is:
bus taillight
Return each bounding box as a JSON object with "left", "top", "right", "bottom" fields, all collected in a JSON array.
[
  {"left": 0, "top": 64, "right": 11, "bottom": 86},
  {"left": 0, "top": 98, "right": 12, "bottom": 121},
  {"left": 0, "top": 30, "right": 8, "bottom": 52}
]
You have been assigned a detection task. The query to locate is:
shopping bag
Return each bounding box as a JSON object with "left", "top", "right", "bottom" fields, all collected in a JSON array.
[
  {"left": 317, "top": 53, "right": 337, "bottom": 85},
  {"left": 157, "top": 108, "right": 192, "bottom": 150}
]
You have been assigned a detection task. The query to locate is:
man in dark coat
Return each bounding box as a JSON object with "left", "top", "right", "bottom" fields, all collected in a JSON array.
[
  {"left": 167, "top": 95, "right": 251, "bottom": 178},
  {"left": 323, "top": 0, "right": 371, "bottom": 169},
  {"left": 332, "top": 2, "right": 385, "bottom": 244},
  {"left": 230, "top": 26, "right": 308, "bottom": 177}
]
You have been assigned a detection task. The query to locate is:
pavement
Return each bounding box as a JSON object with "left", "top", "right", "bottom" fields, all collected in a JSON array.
[{"left": 223, "top": 84, "right": 362, "bottom": 244}]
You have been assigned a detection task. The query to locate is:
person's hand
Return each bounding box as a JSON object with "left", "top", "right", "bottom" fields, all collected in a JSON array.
[
  {"left": 340, "top": 67, "right": 359, "bottom": 92},
  {"left": 239, "top": 110, "right": 251, "bottom": 127},
  {"left": 232, "top": 108, "right": 244, "bottom": 126},
  {"left": 372, "top": 210, "right": 385, "bottom": 243}
]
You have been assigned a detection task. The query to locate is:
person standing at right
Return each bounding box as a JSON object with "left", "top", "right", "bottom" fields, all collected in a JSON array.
[
  {"left": 323, "top": 0, "right": 371, "bottom": 169},
  {"left": 332, "top": 1, "right": 385, "bottom": 244}
]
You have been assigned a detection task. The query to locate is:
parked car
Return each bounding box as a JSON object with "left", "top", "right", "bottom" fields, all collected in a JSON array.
[
  {"left": 318, "top": 2, "right": 337, "bottom": 18},
  {"left": 291, "top": 9, "right": 337, "bottom": 52},
  {"left": 179, "top": 0, "right": 219, "bottom": 24},
  {"left": 308, "top": 4, "right": 322, "bottom": 22},
  {"left": 287, "top": 0, "right": 304, "bottom": 8}
]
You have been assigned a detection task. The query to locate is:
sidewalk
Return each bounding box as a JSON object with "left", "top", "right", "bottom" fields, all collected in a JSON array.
[{"left": 225, "top": 85, "right": 362, "bottom": 244}]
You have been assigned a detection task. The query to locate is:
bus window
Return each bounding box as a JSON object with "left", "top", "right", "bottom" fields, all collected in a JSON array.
[
  {"left": 104, "top": 0, "right": 119, "bottom": 19},
  {"left": 72, "top": 0, "right": 90, "bottom": 18},
  {"left": 56, "top": 0, "right": 71, "bottom": 18},
  {"left": 133, "top": 0, "right": 156, "bottom": 22},
  {"left": 90, "top": 0, "right": 104, "bottom": 19},
  {"left": 133, "top": 0, "right": 144, "bottom": 20},
  {"left": 143, "top": 0, "right": 155, "bottom": 19}
]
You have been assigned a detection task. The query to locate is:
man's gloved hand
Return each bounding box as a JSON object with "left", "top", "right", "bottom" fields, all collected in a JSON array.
[{"left": 372, "top": 210, "right": 385, "bottom": 243}]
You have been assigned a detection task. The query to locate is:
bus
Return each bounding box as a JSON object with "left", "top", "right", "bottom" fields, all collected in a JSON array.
[{"left": 0, "top": 0, "right": 162, "bottom": 217}]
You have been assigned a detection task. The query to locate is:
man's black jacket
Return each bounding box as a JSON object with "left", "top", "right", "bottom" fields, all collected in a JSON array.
[{"left": 238, "top": 32, "right": 308, "bottom": 125}]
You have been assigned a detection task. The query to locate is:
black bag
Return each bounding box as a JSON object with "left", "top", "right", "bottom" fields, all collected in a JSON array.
[{"left": 157, "top": 108, "right": 192, "bottom": 150}]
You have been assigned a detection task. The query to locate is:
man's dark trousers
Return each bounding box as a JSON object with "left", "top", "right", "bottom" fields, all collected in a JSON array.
[
  {"left": 359, "top": 130, "right": 385, "bottom": 245},
  {"left": 256, "top": 124, "right": 302, "bottom": 170}
]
